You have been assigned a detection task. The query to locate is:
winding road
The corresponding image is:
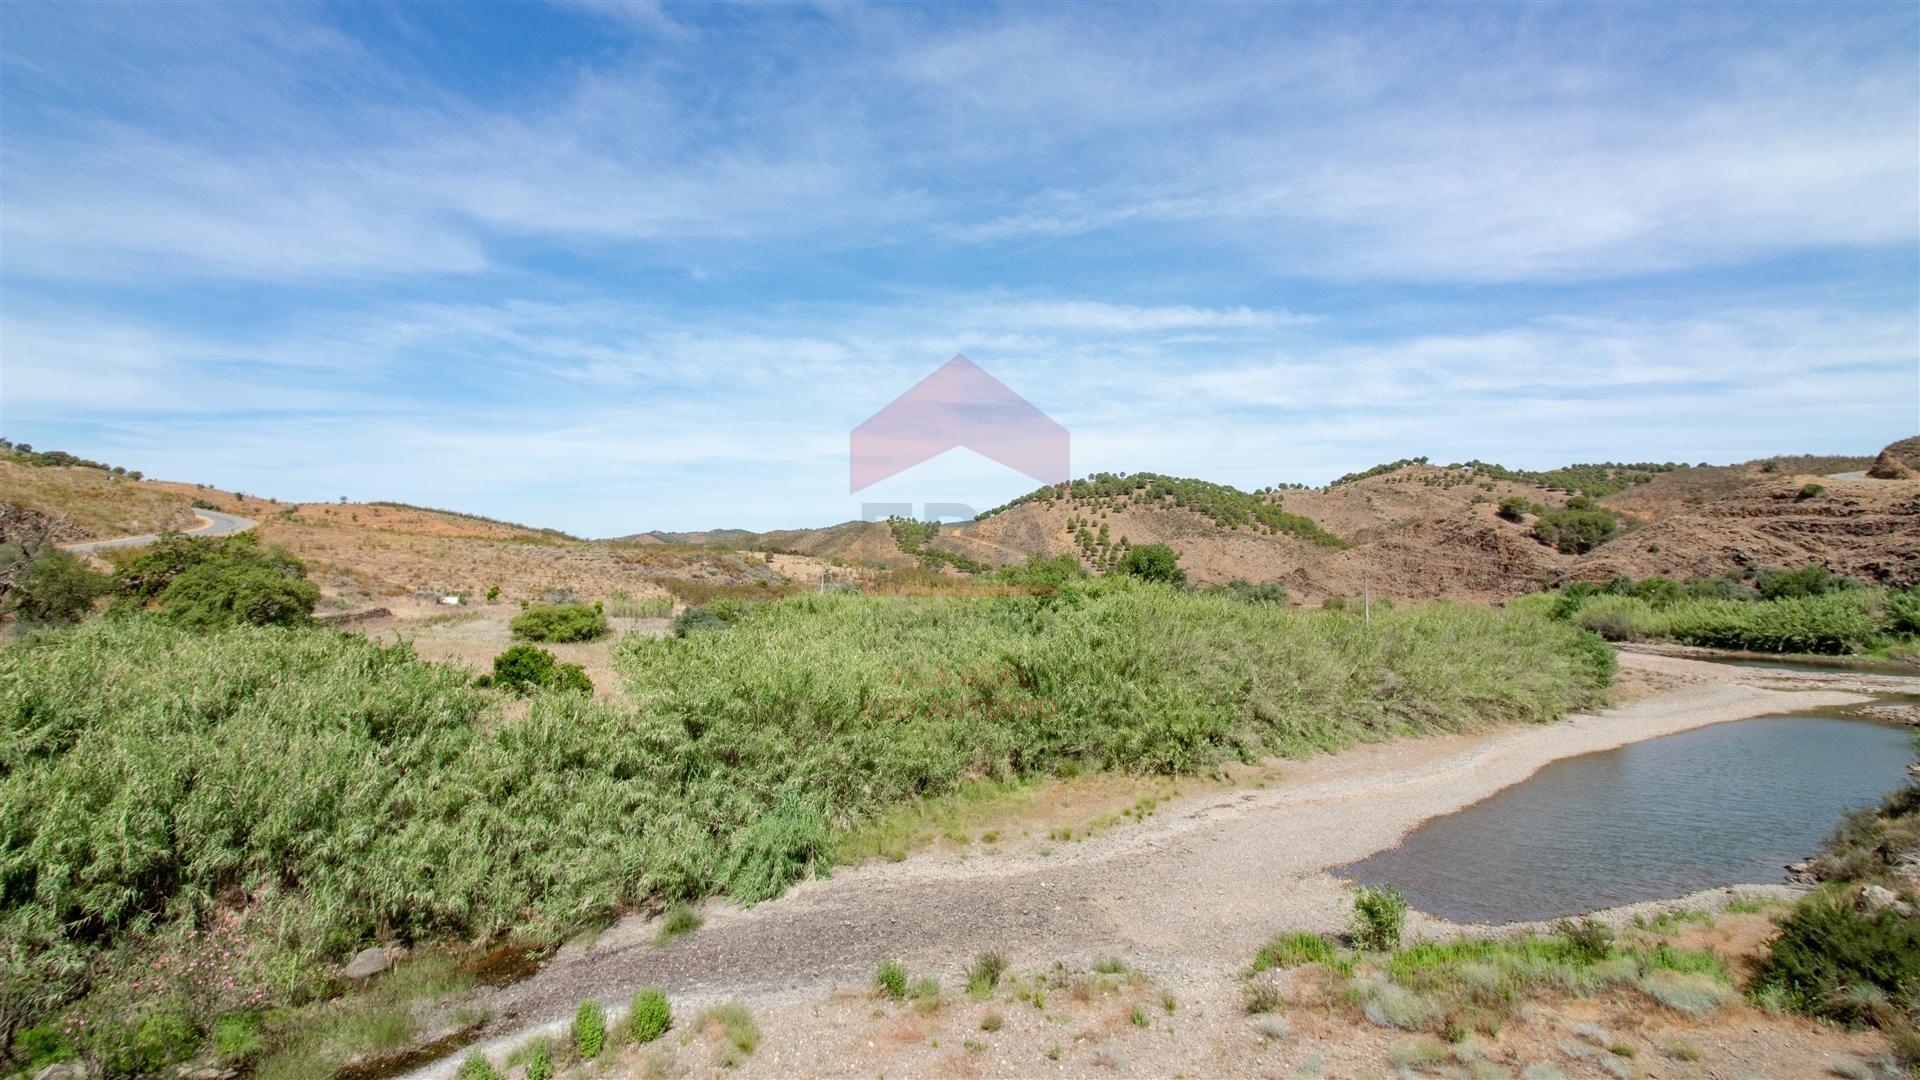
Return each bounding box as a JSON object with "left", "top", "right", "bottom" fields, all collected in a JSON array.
[{"left": 59, "top": 508, "right": 255, "bottom": 555}]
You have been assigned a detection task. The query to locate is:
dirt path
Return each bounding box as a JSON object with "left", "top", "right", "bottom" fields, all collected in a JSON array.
[{"left": 414, "top": 652, "right": 1910, "bottom": 1077}]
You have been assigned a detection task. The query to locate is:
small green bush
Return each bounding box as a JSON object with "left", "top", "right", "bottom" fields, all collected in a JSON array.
[
  {"left": 89, "top": 1009, "right": 200, "bottom": 1077},
  {"left": 968, "top": 951, "right": 1007, "bottom": 996},
  {"left": 875, "top": 958, "right": 907, "bottom": 999},
  {"left": 1797, "top": 482, "right": 1826, "bottom": 500},
  {"left": 654, "top": 903, "right": 702, "bottom": 944},
  {"left": 1351, "top": 885, "right": 1408, "bottom": 951},
  {"left": 485, "top": 585, "right": 501, "bottom": 603},
  {"left": 1756, "top": 563, "right": 1849, "bottom": 600},
  {"left": 1751, "top": 891, "right": 1920, "bottom": 1023},
  {"left": 1530, "top": 507, "right": 1619, "bottom": 554},
  {"left": 1118, "top": 543, "right": 1185, "bottom": 585},
  {"left": 1554, "top": 917, "right": 1614, "bottom": 962},
  {"left": 1882, "top": 586, "right": 1920, "bottom": 636},
  {"left": 571, "top": 1000, "right": 606, "bottom": 1059},
  {"left": 671, "top": 606, "right": 733, "bottom": 636},
  {"left": 211, "top": 1011, "right": 265, "bottom": 1063},
  {"left": 1496, "top": 495, "right": 1532, "bottom": 522},
  {"left": 698, "top": 1002, "right": 758, "bottom": 1063},
  {"left": 523, "top": 1036, "right": 553, "bottom": 1080},
  {"left": 1252, "top": 932, "right": 1342, "bottom": 972},
  {"left": 510, "top": 602, "right": 610, "bottom": 643},
  {"left": 457, "top": 1050, "right": 503, "bottom": 1079},
  {"left": 1212, "top": 579, "right": 1289, "bottom": 605},
  {"left": 627, "top": 988, "right": 672, "bottom": 1043},
  {"left": 4, "top": 550, "right": 109, "bottom": 624},
  {"left": 487, "top": 644, "right": 592, "bottom": 695}
]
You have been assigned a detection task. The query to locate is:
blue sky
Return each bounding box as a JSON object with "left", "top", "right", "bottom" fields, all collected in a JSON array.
[{"left": 1, "top": 1, "right": 1915, "bottom": 535}]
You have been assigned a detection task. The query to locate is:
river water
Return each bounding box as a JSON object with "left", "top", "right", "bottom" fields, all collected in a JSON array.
[{"left": 1337, "top": 709, "right": 1915, "bottom": 923}]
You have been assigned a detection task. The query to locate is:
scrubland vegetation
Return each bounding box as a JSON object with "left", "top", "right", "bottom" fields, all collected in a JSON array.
[
  {"left": 1749, "top": 746, "right": 1920, "bottom": 1064},
  {"left": 981, "top": 471, "right": 1348, "bottom": 547},
  {"left": 1522, "top": 566, "right": 1920, "bottom": 654},
  {"left": 0, "top": 575, "right": 1613, "bottom": 1073},
  {"left": 509, "top": 601, "right": 610, "bottom": 643}
]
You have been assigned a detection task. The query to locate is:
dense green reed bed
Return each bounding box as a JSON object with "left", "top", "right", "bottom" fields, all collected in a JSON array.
[
  {"left": 1, "top": 583, "right": 1609, "bottom": 1066},
  {"left": 1516, "top": 579, "right": 1919, "bottom": 655}
]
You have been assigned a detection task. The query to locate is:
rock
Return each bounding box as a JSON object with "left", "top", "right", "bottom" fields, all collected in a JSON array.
[
  {"left": 1785, "top": 860, "right": 1818, "bottom": 885},
  {"left": 1866, "top": 448, "right": 1916, "bottom": 480},
  {"left": 33, "top": 1065, "right": 88, "bottom": 1080},
  {"left": 342, "top": 945, "right": 392, "bottom": 979},
  {"left": 1858, "top": 884, "right": 1915, "bottom": 917}
]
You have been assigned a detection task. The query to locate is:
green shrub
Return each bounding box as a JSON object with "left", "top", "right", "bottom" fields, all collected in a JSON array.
[
  {"left": 627, "top": 988, "right": 671, "bottom": 1043},
  {"left": 698, "top": 1002, "right": 758, "bottom": 1063},
  {"left": 457, "top": 1051, "right": 503, "bottom": 1079},
  {"left": 968, "top": 951, "right": 1007, "bottom": 996},
  {"left": 1118, "top": 544, "right": 1185, "bottom": 585},
  {"left": 1797, "top": 482, "right": 1826, "bottom": 500},
  {"left": 8, "top": 1022, "right": 76, "bottom": 1071},
  {"left": 1496, "top": 496, "right": 1531, "bottom": 522},
  {"left": 523, "top": 1036, "right": 553, "bottom": 1080},
  {"left": 875, "top": 958, "right": 907, "bottom": 1000},
  {"left": 485, "top": 585, "right": 501, "bottom": 603},
  {"left": 571, "top": 1000, "right": 605, "bottom": 1059},
  {"left": 1751, "top": 891, "right": 1920, "bottom": 1023},
  {"left": 993, "top": 554, "right": 1087, "bottom": 586},
  {"left": 671, "top": 606, "right": 733, "bottom": 637},
  {"left": 1212, "top": 579, "right": 1289, "bottom": 605},
  {"left": 1351, "top": 886, "right": 1408, "bottom": 951},
  {"left": 487, "top": 644, "right": 592, "bottom": 695},
  {"left": 3, "top": 550, "right": 109, "bottom": 624},
  {"left": 1881, "top": 587, "right": 1920, "bottom": 636},
  {"left": 1559, "top": 588, "right": 1886, "bottom": 654},
  {"left": 1252, "top": 932, "right": 1342, "bottom": 972},
  {"left": 1530, "top": 507, "right": 1619, "bottom": 554},
  {"left": 88, "top": 1009, "right": 199, "bottom": 1077},
  {"left": 509, "top": 603, "right": 609, "bottom": 643},
  {"left": 112, "top": 532, "right": 316, "bottom": 630},
  {"left": 1554, "top": 917, "right": 1613, "bottom": 963},
  {"left": 1756, "top": 564, "right": 1850, "bottom": 600},
  {"left": 653, "top": 903, "right": 701, "bottom": 944},
  {"left": 211, "top": 1011, "right": 264, "bottom": 1063}
]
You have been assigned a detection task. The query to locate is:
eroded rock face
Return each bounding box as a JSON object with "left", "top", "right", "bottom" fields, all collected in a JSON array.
[
  {"left": 0, "top": 503, "right": 91, "bottom": 545},
  {"left": 1867, "top": 448, "right": 1916, "bottom": 480}
]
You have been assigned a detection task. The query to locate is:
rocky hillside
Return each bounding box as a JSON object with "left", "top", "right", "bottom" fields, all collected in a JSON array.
[
  {"left": 11, "top": 438, "right": 1914, "bottom": 608},
  {"left": 618, "top": 440, "right": 1917, "bottom": 602}
]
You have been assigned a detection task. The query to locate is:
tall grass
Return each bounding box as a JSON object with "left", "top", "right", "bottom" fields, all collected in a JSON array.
[
  {"left": 2, "top": 583, "right": 1609, "bottom": 1053},
  {"left": 1552, "top": 589, "right": 1895, "bottom": 654}
]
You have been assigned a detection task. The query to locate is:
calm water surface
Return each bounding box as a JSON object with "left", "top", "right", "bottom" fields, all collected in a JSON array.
[{"left": 1338, "top": 713, "right": 1915, "bottom": 924}]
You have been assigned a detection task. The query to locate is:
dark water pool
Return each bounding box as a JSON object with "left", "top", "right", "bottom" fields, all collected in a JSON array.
[
  {"left": 1337, "top": 713, "right": 1915, "bottom": 924},
  {"left": 1707, "top": 655, "right": 1920, "bottom": 677}
]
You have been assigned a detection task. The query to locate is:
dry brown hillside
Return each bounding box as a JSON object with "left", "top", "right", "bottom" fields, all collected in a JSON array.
[
  {"left": 1575, "top": 472, "right": 1920, "bottom": 586},
  {"left": 0, "top": 460, "right": 197, "bottom": 539}
]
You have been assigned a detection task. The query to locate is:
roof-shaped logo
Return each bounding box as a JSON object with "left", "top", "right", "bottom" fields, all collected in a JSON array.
[{"left": 850, "top": 354, "right": 1070, "bottom": 493}]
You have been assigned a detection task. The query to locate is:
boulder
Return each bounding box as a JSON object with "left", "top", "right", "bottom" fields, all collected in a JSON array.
[
  {"left": 33, "top": 1065, "right": 88, "bottom": 1080},
  {"left": 1858, "top": 884, "right": 1915, "bottom": 917},
  {"left": 342, "top": 945, "right": 392, "bottom": 979}
]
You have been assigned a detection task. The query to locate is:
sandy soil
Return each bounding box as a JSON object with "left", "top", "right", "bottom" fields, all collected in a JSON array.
[
  {"left": 348, "top": 599, "right": 671, "bottom": 698},
  {"left": 409, "top": 651, "right": 1916, "bottom": 1078}
]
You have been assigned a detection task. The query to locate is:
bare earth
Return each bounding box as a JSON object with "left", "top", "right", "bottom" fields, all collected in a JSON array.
[{"left": 413, "top": 651, "right": 1915, "bottom": 1078}]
